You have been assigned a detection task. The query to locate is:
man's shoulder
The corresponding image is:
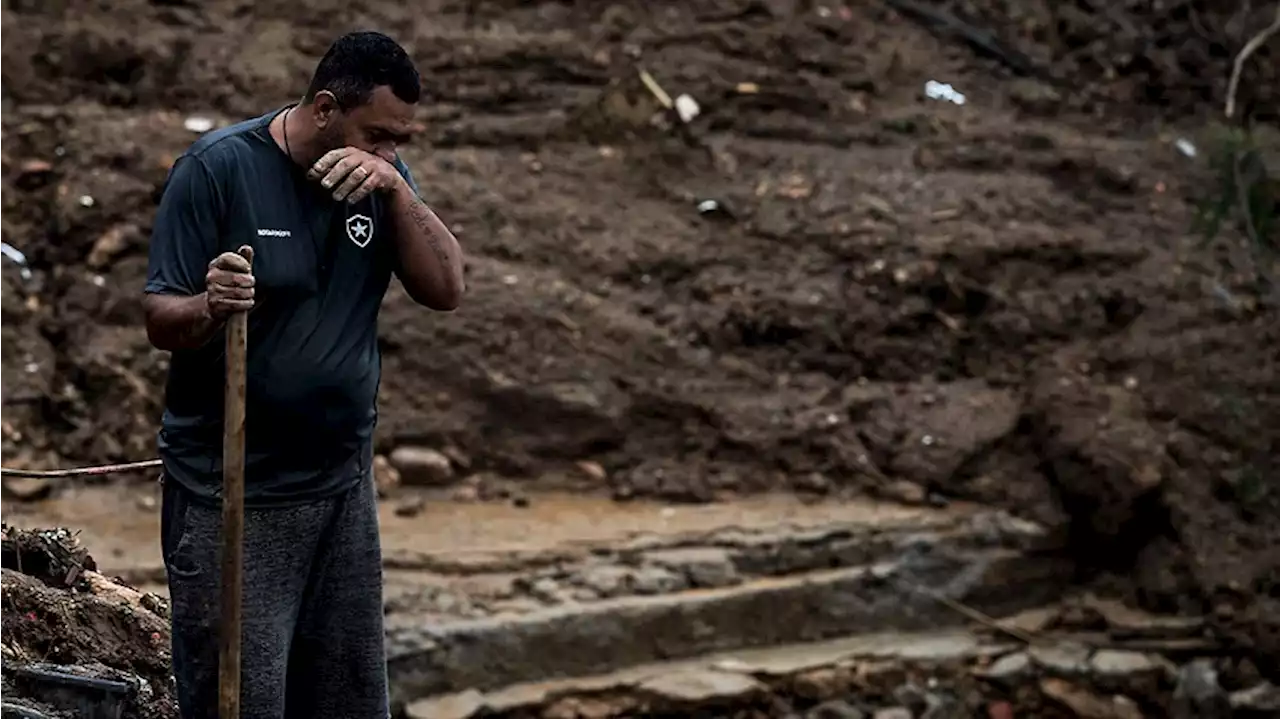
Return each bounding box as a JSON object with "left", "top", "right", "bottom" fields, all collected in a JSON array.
[{"left": 181, "top": 110, "right": 277, "bottom": 174}]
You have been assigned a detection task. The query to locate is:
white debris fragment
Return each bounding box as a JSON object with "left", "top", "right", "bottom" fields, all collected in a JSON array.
[
  {"left": 92, "top": 275, "right": 106, "bottom": 287},
  {"left": 1, "top": 242, "right": 32, "bottom": 280},
  {"left": 924, "top": 80, "right": 966, "bottom": 106},
  {"left": 1175, "top": 138, "right": 1197, "bottom": 158},
  {"left": 184, "top": 116, "right": 215, "bottom": 133},
  {"left": 674, "top": 93, "right": 701, "bottom": 123},
  {"left": 79, "top": 195, "right": 95, "bottom": 207},
  {"left": 697, "top": 199, "right": 720, "bottom": 214},
  {"left": 2, "top": 242, "right": 29, "bottom": 266}
]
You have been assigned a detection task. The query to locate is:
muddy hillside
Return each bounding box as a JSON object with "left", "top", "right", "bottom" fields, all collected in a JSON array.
[{"left": 2, "top": 0, "right": 1278, "bottom": 674}]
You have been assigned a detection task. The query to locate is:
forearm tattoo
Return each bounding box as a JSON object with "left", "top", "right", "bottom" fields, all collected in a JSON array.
[{"left": 406, "top": 195, "right": 456, "bottom": 272}]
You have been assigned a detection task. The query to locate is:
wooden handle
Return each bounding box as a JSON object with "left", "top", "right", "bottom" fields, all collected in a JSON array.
[{"left": 219, "top": 245, "right": 252, "bottom": 719}]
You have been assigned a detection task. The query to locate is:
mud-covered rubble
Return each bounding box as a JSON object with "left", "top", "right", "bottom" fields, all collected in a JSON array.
[
  {"left": 381, "top": 507, "right": 1047, "bottom": 622},
  {"left": 377, "top": 498, "right": 1070, "bottom": 702},
  {"left": 400, "top": 600, "right": 1280, "bottom": 719},
  {"left": 1, "top": 526, "right": 176, "bottom": 719}
]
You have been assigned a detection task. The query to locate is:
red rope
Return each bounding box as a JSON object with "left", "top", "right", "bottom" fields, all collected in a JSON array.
[{"left": 0, "top": 459, "right": 163, "bottom": 479}]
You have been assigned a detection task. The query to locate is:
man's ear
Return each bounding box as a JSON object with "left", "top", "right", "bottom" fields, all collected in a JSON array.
[{"left": 310, "top": 90, "right": 341, "bottom": 129}]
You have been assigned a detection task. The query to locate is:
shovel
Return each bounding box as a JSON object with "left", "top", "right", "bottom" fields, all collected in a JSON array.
[{"left": 219, "top": 245, "right": 253, "bottom": 719}]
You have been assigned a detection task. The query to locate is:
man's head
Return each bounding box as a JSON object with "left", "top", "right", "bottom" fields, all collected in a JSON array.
[{"left": 299, "top": 31, "right": 421, "bottom": 162}]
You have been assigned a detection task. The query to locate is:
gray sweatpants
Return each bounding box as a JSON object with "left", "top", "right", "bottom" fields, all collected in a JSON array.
[{"left": 161, "top": 477, "right": 389, "bottom": 719}]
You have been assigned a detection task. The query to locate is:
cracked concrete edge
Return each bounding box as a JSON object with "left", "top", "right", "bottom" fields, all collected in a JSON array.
[
  {"left": 104, "top": 506, "right": 1050, "bottom": 587},
  {"left": 386, "top": 547, "right": 1073, "bottom": 705},
  {"left": 391, "top": 506, "right": 1051, "bottom": 574},
  {"left": 402, "top": 628, "right": 1016, "bottom": 719}
]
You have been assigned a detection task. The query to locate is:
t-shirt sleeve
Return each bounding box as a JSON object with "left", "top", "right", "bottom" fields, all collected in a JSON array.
[
  {"left": 392, "top": 155, "right": 422, "bottom": 196},
  {"left": 145, "top": 154, "right": 224, "bottom": 296}
]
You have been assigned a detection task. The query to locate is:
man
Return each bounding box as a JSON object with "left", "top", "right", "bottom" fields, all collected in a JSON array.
[{"left": 143, "top": 31, "right": 464, "bottom": 718}]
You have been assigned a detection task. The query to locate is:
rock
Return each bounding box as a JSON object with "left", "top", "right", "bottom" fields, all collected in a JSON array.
[
  {"left": 575, "top": 460, "right": 607, "bottom": 481},
  {"left": 978, "top": 651, "right": 1033, "bottom": 684},
  {"left": 860, "top": 380, "right": 1021, "bottom": 489},
  {"left": 1230, "top": 681, "right": 1280, "bottom": 712},
  {"left": 373, "top": 454, "right": 401, "bottom": 497},
  {"left": 1079, "top": 596, "right": 1205, "bottom": 639},
  {"left": 807, "top": 699, "right": 866, "bottom": 719},
  {"left": 638, "top": 669, "right": 763, "bottom": 704},
  {"left": 871, "top": 708, "right": 912, "bottom": 719},
  {"left": 919, "top": 690, "right": 965, "bottom": 719},
  {"left": 986, "top": 701, "right": 1014, "bottom": 719},
  {"left": 576, "top": 565, "right": 632, "bottom": 597},
  {"left": 1029, "top": 641, "right": 1091, "bottom": 675},
  {"left": 645, "top": 547, "right": 740, "bottom": 588},
  {"left": 1040, "top": 678, "right": 1143, "bottom": 719},
  {"left": 1088, "top": 650, "right": 1165, "bottom": 678},
  {"left": 390, "top": 446, "right": 455, "bottom": 487},
  {"left": 406, "top": 689, "right": 486, "bottom": 719},
  {"left": 1, "top": 477, "right": 54, "bottom": 502},
  {"left": 1009, "top": 79, "right": 1062, "bottom": 114},
  {"left": 792, "top": 666, "right": 855, "bottom": 700},
  {"left": 629, "top": 565, "right": 684, "bottom": 595},
  {"left": 1031, "top": 369, "right": 1167, "bottom": 539},
  {"left": 1171, "top": 659, "right": 1231, "bottom": 719},
  {"left": 394, "top": 497, "right": 426, "bottom": 517},
  {"left": 87, "top": 224, "right": 137, "bottom": 269},
  {"left": 450, "top": 481, "right": 481, "bottom": 502},
  {"left": 879, "top": 479, "right": 928, "bottom": 505},
  {"left": 529, "top": 578, "right": 562, "bottom": 603}
]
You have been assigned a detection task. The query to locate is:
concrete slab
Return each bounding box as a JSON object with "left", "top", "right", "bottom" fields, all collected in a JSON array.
[
  {"left": 387, "top": 548, "right": 1072, "bottom": 704},
  {"left": 403, "top": 628, "right": 1011, "bottom": 719}
]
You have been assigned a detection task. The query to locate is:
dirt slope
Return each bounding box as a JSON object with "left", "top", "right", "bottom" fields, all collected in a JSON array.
[{"left": 2, "top": 0, "right": 1278, "bottom": 674}]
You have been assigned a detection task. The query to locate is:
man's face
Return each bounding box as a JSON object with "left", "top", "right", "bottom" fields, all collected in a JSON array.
[{"left": 314, "top": 85, "right": 417, "bottom": 163}]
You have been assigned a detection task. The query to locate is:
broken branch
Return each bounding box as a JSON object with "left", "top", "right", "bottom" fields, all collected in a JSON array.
[{"left": 1225, "top": 2, "right": 1280, "bottom": 119}]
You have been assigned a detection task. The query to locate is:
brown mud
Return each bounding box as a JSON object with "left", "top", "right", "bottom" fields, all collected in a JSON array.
[{"left": 2, "top": 0, "right": 1279, "bottom": 692}]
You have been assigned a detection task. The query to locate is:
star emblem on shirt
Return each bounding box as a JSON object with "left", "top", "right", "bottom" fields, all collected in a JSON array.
[{"left": 345, "top": 213, "right": 374, "bottom": 248}]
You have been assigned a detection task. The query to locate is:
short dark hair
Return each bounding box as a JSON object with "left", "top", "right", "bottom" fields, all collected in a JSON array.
[{"left": 304, "top": 31, "right": 421, "bottom": 109}]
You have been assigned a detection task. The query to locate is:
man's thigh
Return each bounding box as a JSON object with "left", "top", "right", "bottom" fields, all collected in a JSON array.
[
  {"left": 162, "top": 481, "right": 327, "bottom": 719},
  {"left": 285, "top": 478, "right": 389, "bottom": 719}
]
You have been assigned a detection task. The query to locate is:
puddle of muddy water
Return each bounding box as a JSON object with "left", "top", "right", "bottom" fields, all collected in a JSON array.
[{"left": 2, "top": 484, "right": 961, "bottom": 576}]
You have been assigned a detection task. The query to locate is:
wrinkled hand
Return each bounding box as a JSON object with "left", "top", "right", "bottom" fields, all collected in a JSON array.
[
  {"left": 205, "top": 245, "right": 255, "bottom": 320},
  {"left": 308, "top": 148, "right": 401, "bottom": 204}
]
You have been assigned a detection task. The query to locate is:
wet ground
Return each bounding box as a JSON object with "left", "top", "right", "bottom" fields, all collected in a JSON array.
[{"left": 2, "top": 483, "right": 976, "bottom": 615}]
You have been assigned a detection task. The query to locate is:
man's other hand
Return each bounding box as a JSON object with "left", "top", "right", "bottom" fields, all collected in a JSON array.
[
  {"left": 205, "top": 245, "right": 255, "bottom": 320},
  {"left": 308, "top": 148, "right": 401, "bottom": 204}
]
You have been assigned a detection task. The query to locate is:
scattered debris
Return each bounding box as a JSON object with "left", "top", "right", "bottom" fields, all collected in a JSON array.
[
  {"left": 389, "top": 446, "right": 455, "bottom": 487},
  {"left": 1, "top": 526, "right": 96, "bottom": 589},
  {"left": 1, "top": 528, "right": 176, "bottom": 718},
  {"left": 1, "top": 242, "right": 32, "bottom": 280},
  {"left": 924, "top": 80, "right": 967, "bottom": 106},
  {"left": 181, "top": 116, "right": 214, "bottom": 133},
  {"left": 674, "top": 93, "right": 700, "bottom": 123},
  {"left": 637, "top": 69, "right": 673, "bottom": 109}
]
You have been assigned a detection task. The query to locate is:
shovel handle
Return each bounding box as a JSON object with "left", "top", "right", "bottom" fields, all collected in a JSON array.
[{"left": 219, "top": 245, "right": 252, "bottom": 719}]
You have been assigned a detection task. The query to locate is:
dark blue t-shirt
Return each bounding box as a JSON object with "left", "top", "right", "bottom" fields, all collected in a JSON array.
[{"left": 145, "top": 107, "right": 418, "bottom": 506}]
